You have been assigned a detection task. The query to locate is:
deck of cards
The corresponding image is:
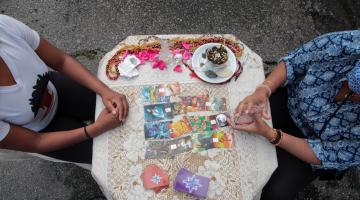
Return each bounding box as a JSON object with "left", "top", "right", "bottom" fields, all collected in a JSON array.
[
  {"left": 141, "top": 164, "right": 169, "bottom": 193},
  {"left": 173, "top": 168, "right": 210, "bottom": 198}
]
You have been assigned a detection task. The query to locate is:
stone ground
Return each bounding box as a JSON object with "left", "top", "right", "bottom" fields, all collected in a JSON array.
[{"left": 0, "top": 0, "right": 359, "bottom": 199}]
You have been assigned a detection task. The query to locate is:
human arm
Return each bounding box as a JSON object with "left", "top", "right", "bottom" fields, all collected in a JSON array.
[
  {"left": 35, "top": 38, "right": 129, "bottom": 121},
  {"left": 228, "top": 117, "right": 321, "bottom": 165},
  {"left": 0, "top": 109, "right": 120, "bottom": 153}
]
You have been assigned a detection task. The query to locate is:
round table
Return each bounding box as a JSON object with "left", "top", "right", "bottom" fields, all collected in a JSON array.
[{"left": 92, "top": 34, "right": 277, "bottom": 200}]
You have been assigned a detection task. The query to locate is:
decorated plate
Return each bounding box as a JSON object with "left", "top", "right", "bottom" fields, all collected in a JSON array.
[{"left": 191, "top": 43, "right": 237, "bottom": 84}]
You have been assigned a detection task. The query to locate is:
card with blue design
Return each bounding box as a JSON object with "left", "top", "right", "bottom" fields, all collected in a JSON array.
[
  {"left": 144, "top": 121, "right": 171, "bottom": 139},
  {"left": 174, "top": 168, "right": 210, "bottom": 198},
  {"left": 144, "top": 103, "right": 174, "bottom": 122},
  {"left": 141, "top": 82, "right": 181, "bottom": 104}
]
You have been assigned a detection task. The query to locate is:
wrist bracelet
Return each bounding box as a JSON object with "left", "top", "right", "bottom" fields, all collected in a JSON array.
[
  {"left": 84, "top": 126, "right": 92, "bottom": 139},
  {"left": 257, "top": 84, "right": 272, "bottom": 97},
  {"left": 269, "top": 129, "right": 282, "bottom": 145}
]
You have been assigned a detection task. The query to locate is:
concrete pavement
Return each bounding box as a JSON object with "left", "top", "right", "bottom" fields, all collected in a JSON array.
[{"left": 0, "top": 0, "right": 359, "bottom": 199}]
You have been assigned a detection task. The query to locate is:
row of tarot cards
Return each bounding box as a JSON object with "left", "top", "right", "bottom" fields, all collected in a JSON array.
[
  {"left": 144, "top": 112, "right": 233, "bottom": 159},
  {"left": 141, "top": 83, "right": 227, "bottom": 112},
  {"left": 145, "top": 130, "right": 233, "bottom": 159}
]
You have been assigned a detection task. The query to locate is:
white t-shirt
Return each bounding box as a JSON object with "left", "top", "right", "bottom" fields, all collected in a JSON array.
[{"left": 0, "top": 15, "right": 58, "bottom": 141}]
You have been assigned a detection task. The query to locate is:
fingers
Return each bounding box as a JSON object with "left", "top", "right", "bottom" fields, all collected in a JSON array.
[
  {"left": 227, "top": 117, "right": 252, "bottom": 131},
  {"left": 262, "top": 104, "right": 271, "bottom": 120},
  {"left": 105, "top": 100, "right": 117, "bottom": 115},
  {"left": 121, "top": 95, "right": 129, "bottom": 121}
]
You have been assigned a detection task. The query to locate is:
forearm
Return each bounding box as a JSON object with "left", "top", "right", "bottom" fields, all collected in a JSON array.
[
  {"left": 262, "top": 61, "right": 287, "bottom": 93},
  {"left": 58, "top": 55, "right": 110, "bottom": 96},
  {"left": 264, "top": 129, "right": 321, "bottom": 165},
  {"left": 1, "top": 123, "right": 103, "bottom": 153}
]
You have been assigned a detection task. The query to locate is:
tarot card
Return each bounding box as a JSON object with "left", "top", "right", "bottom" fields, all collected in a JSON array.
[
  {"left": 144, "top": 103, "right": 174, "bottom": 122},
  {"left": 188, "top": 115, "right": 214, "bottom": 132},
  {"left": 174, "top": 168, "right": 210, "bottom": 198},
  {"left": 141, "top": 85, "right": 170, "bottom": 103},
  {"left": 145, "top": 140, "right": 170, "bottom": 159},
  {"left": 141, "top": 82, "right": 180, "bottom": 103},
  {"left": 164, "top": 82, "right": 181, "bottom": 96},
  {"left": 191, "top": 131, "right": 214, "bottom": 152},
  {"left": 167, "top": 135, "right": 193, "bottom": 157},
  {"left": 141, "top": 164, "right": 169, "bottom": 193},
  {"left": 179, "top": 95, "right": 209, "bottom": 112},
  {"left": 169, "top": 117, "right": 192, "bottom": 138},
  {"left": 208, "top": 97, "right": 227, "bottom": 111},
  {"left": 172, "top": 102, "right": 186, "bottom": 115},
  {"left": 212, "top": 131, "right": 233, "bottom": 148},
  {"left": 144, "top": 121, "right": 171, "bottom": 139}
]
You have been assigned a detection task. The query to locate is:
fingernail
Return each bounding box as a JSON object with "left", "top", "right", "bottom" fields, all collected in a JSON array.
[{"left": 112, "top": 110, "right": 117, "bottom": 115}]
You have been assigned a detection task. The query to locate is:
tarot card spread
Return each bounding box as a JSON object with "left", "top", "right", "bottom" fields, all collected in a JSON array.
[{"left": 141, "top": 82, "right": 181, "bottom": 104}]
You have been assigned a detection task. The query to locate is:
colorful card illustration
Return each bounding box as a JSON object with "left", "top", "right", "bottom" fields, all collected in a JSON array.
[
  {"left": 167, "top": 135, "right": 193, "bottom": 157},
  {"left": 174, "top": 168, "right": 210, "bottom": 198},
  {"left": 212, "top": 131, "right": 234, "bottom": 148},
  {"left": 188, "top": 115, "right": 215, "bottom": 132},
  {"left": 179, "top": 95, "right": 209, "bottom": 112},
  {"left": 209, "top": 97, "right": 227, "bottom": 111},
  {"left": 191, "top": 131, "right": 214, "bottom": 152},
  {"left": 169, "top": 117, "right": 192, "bottom": 138},
  {"left": 145, "top": 140, "right": 170, "bottom": 159},
  {"left": 191, "top": 130, "right": 233, "bottom": 152},
  {"left": 144, "top": 121, "right": 171, "bottom": 139},
  {"left": 141, "top": 82, "right": 181, "bottom": 103},
  {"left": 145, "top": 136, "right": 193, "bottom": 159},
  {"left": 144, "top": 103, "right": 174, "bottom": 122}
]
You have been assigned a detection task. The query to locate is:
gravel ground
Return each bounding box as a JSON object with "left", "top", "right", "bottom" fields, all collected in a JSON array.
[{"left": 0, "top": 0, "right": 359, "bottom": 199}]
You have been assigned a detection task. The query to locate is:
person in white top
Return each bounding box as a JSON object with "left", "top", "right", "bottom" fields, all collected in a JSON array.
[{"left": 0, "top": 15, "right": 128, "bottom": 164}]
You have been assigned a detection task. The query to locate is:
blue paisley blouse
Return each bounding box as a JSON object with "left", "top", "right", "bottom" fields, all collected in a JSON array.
[{"left": 282, "top": 30, "right": 360, "bottom": 171}]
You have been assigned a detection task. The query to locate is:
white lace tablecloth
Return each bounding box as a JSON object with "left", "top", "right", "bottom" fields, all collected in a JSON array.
[{"left": 92, "top": 34, "right": 277, "bottom": 200}]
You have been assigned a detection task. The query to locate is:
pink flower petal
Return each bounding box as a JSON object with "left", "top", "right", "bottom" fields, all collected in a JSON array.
[
  {"left": 173, "top": 65, "right": 183, "bottom": 73},
  {"left": 148, "top": 50, "right": 159, "bottom": 62},
  {"left": 183, "top": 50, "right": 191, "bottom": 60},
  {"left": 182, "top": 42, "right": 191, "bottom": 50},
  {"left": 171, "top": 48, "right": 183, "bottom": 56},
  {"left": 152, "top": 60, "right": 167, "bottom": 70}
]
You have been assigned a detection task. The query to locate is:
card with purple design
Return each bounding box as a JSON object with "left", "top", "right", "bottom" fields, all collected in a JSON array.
[{"left": 173, "top": 168, "right": 210, "bottom": 198}]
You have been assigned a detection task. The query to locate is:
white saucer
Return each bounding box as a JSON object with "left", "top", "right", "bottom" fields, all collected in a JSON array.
[{"left": 191, "top": 43, "right": 237, "bottom": 83}]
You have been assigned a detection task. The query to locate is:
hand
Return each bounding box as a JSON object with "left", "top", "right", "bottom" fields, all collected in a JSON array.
[
  {"left": 100, "top": 89, "right": 129, "bottom": 122},
  {"left": 92, "top": 108, "right": 123, "bottom": 136},
  {"left": 227, "top": 116, "right": 273, "bottom": 140},
  {"left": 235, "top": 87, "right": 271, "bottom": 119}
]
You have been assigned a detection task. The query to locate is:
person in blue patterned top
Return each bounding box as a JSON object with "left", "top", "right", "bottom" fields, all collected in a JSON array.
[{"left": 228, "top": 30, "right": 360, "bottom": 199}]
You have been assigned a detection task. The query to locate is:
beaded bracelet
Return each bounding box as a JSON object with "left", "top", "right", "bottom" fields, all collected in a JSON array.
[{"left": 269, "top": 129, "right": 283, "bottom": 145}]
